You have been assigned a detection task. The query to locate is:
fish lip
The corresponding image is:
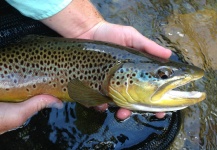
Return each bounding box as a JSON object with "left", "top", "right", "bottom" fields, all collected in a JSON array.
[
  {"left": 129, "top": 104, "right": 188, "bottom": 112},
  {"left": 151, "top": 76, "right": 188, "bottom": 101},
  {"left": 151, "top": 75, "right": 206, "bottom": 104},
  {"left": 162, "top": 90, "right": 206, "bottom": 100}
]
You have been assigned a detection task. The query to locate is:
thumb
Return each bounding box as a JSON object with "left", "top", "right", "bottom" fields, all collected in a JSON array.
[
  {"left": 0, "top": 95, "right": 63, "bottom": 134},
  {"left": 20, "top": 94, "right": 63, "bottom": 118},
  {"left": 123, "top": 26, "right": 172, "bottom": 59}
]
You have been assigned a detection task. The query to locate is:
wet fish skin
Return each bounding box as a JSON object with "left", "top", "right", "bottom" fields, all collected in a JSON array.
[
  {"left": 0, "top": 36, "right": 205, "bottom": 111},
  {"left": 0, "top": 36, "right": 117, "bottom": 102}
]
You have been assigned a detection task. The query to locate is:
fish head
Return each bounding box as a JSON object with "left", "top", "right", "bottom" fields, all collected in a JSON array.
[{"left": 107, "top": 60, "right": 206, "bottom": 112}]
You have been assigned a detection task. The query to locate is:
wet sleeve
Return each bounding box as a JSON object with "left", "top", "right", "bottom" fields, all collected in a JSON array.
[{"left": 5, "top": 0, "right": 72, "bottom": 20}]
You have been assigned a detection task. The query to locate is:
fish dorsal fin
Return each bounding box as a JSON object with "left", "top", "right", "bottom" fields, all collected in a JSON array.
[{"left": 67, "top": 79, "right": 112, "bottom": 107}]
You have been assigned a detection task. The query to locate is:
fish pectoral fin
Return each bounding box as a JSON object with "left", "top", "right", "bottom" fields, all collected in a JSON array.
[{"left": 67, "top": 79, "right": 112, "bottom": 107}]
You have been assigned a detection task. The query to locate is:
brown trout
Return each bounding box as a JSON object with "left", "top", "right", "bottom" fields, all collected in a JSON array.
[{"left": 0, "top": 36, "right": 206, "bottom": 112}]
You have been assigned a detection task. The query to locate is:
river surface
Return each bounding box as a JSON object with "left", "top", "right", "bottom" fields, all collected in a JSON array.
[{"left": 91, "top": 0, "right": 217, "bottom": 149}]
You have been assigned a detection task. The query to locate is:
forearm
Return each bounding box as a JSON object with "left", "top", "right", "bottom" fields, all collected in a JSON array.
[{"left": 41, "top": 0, "right": 105, "bottom": 38}]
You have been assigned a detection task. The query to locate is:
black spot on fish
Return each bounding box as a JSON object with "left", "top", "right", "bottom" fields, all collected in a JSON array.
[
  {"left": 94, "top": 83, "right": 98, "bottom": 89},
  {"left": 9, "top": 59, "right": 13, "bottom": 63},
  {"left": 14, "top": 58, "right": 18, "bottom": 63},
  {"left": 15, "top": 65, "right": 19, "bottom": 69},
  {"left": 93, "top": 76, "right": 97, "bottom": 81},
  {"left": 14, "top": 79, "right": 17, "bottom": 84},
  {"left": 53, "top": 84, "right": 56, "bottom": 87},
  {"left": 4, "top": 64, "right": 7, "bottom": 68},
  {"left": 140, "top": 72, "right": 145, "bottom": 78},
  {"left": 15, "top": 51, "right": 19, "bottom": 55},
  {"left": 60, "top": 79, "right": 65, "bottom": 84}
]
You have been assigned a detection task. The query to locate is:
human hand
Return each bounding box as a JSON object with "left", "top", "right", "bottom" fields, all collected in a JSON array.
[
  {"left": 78, "top": 21, "right": 172, "bottom": 120},
  {"left": 0, "top": 95, "right": 63, "bottom": 134}
]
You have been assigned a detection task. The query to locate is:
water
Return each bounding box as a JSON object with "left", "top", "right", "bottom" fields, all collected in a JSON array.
[
  {"left": 0, "top": 103, "right": 180, "bottom": 149},
  {"left": 90, "top": 0, "right": 217, "bottom": 149}
]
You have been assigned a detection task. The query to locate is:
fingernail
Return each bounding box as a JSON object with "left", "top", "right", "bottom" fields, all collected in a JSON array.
[
  {"left": 166, "top": 48, "right": 172, "bottom": 56},
  {"left": 48, "top": 102, "right": 63, "bottom": 109}
]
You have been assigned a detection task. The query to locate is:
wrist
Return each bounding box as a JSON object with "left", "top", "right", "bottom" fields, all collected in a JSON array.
[
  {"left": 77, "top": 21, "right": 108, "bottom": 39},
  {"left": 41, "top": 0, "right": 104, "bottom": 38}
]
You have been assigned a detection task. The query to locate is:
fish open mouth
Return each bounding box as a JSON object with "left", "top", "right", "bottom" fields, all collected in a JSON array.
[
  {"left": 130, "top": 82, "right": 206, "bottom": 112},
  {"left": 150, "top": 75, "right": 206, "bottom": 110},
  {"left": 131, "top": 89, "right": 205, "bottom": 112},
  {"left": 141, "top": 90, "right": 206, "bottom": 112}
]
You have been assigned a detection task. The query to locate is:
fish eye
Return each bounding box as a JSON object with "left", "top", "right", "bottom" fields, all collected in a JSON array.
[{"left": 156, "top": 67, "right": 173, "bottom": 79}]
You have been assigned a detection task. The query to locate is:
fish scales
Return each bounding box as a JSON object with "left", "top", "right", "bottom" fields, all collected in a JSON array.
[
  {"left": 0, "top": 36, "right": 146, "bottom": 102},
  {"left": 0, "top": 37, "right": 111, "bottom": 101}
]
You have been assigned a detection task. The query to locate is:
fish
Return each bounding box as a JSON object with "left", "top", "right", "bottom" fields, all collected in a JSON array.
[
  {"left": 0, "top": 35, "right": 206, "bottom": 112},
  {"left": 0, "top": 2, "right": 181, "bottom": 149}
]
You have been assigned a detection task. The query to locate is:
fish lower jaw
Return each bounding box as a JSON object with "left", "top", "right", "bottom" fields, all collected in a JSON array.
[
  {"left": 127, "top": 90, "right": 205, "bottom": 112},
  {"left": 161, "top": 90, "right": 206, "bottom": 101},
  {"left": 129, "top": 104, "right": 187, "bottom": 112}
]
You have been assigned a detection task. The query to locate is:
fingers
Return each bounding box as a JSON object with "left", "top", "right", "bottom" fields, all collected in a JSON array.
[
  {"left": 19, "top": 95, "right": 63, "bottom": 118},
  {"left": 93, "top": 104, "right": 132, "bottom": 120},
  {"left": 134, "top": 37, "right": 172, "bottom": 59},
  {"left": 123, "top": 26, "right": 172, "bottom": 59},
  {"left": 116, "top": 108, "right": 132, "bottom": 120},
  {"left": 93, "top": 103, "right": 108, "bottom": 112},
  {"left": 94, "top": 105, "right": 132, "bottom": 120},
  {"left": 0, "top": 95, "right": 62, "bottom": 134},
  {"left": 155, "top": 112, "right": 166, "bottom": 119},
  {"left": 116, "top": 109, "right": 166, "bottom": 120},
  {"left": 92, "top": 22, "right": 172, "bottom": 59},
  {"left": 79, "top": 21, "right": 172, "bottom": 59}
]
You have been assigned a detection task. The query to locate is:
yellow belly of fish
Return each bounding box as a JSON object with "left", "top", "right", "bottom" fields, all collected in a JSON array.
[{"left": 0, "top": 82, "right": 72, "bottom": 102}]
